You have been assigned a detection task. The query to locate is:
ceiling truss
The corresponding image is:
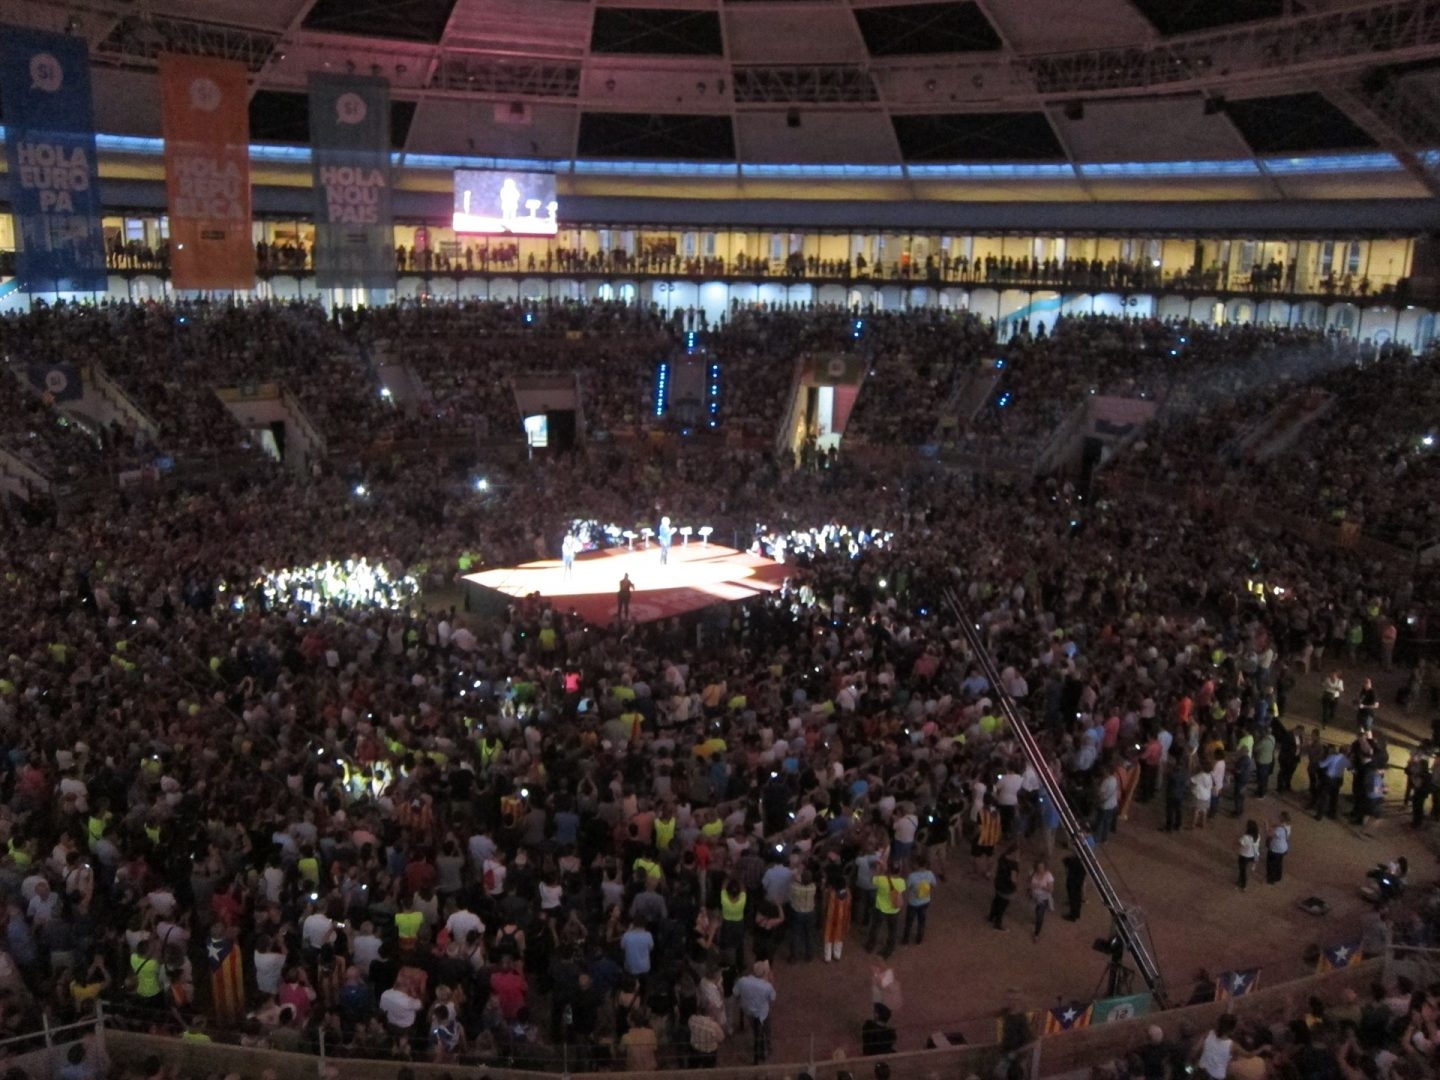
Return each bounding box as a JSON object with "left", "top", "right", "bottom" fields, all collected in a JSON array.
[
  {"left": 1323, "top": 74, "right": 1440, "bottom": 195},
  {"left": 732, "top": 65, "right": 880, "bottom": 104},
  {"left": 93, "top": 13, "right": 283, "bottom": 73}
]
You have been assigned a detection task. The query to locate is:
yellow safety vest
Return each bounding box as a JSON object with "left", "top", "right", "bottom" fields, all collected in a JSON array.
[
  {"left": 395, "top": 910, "right": 424, "bottom": 940},
  {"left": 654, "top": 818, "right": 676, "bottom": 851},
  {"left": 876, "top": 876, "right": 904, "bottom": 915},
  {"left": 131, "top": 954, "right": 161, "bottom": 998},
  {"left": 297, "top": 857, "right": 320, "bottom": 886},
  {"left": 721, "top": 890, "right": 747, "bottom": 922}
]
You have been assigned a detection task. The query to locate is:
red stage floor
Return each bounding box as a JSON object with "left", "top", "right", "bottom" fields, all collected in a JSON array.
[{"left": 462, "top": 543, "right": 787, "bottom": 624}]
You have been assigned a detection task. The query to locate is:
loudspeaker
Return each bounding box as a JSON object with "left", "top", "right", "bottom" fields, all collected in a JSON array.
[
  {"left": 786, "top": 109, "right": 801, "bottom": 129},
  {"left": 270, "top": 420, "right": 287, "bottom": 461},
  {"left": 1063, "top": 100, "right": 1084, "bottom": 121},
  {"left": 546, "top": 409, "right": 577, "bottom": 453}
]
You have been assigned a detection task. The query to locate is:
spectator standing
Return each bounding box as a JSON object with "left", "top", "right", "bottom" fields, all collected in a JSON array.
[
  {"left": 1266, "top": 813, "right": 1291, "bottom": 884},
  {"left": 1029, "top": 859, "right": 1055, "bottom": 942},
  {"left": 988, "top": 844, "right": 1020, "bottom": 932},
  {"left": 1237, "top": 820, "right": 1260, "bottom": 891},
  {"left": 733, "top": 962, "right": 776, "bottom": 1064},
  {"left": 865, "top": 863, "right": 905, "bottom": 959}
]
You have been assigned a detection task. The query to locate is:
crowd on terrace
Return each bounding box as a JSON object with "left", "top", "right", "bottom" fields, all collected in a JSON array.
[
  {"left": 3, "top": 300, "right": 1439, "bottom": 545},
  {"left": 87, "top": 234, "right": 1405, "bottom": 301}
]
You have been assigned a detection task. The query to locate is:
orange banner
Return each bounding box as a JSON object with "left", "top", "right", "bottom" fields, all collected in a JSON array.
[{"left": 159, "top": 54, "right": 253, "bottom": 290}]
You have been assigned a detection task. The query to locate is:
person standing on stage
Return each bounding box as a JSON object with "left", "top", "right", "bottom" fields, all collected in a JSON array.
[
  {"left": 562, "top": 533, "right": 578, "bottom": 579},
  {"left": 617, "top": 574, "right": 634, "bottom": 621},
  {"left": 658, "top": 516, "right": 673, "bottom": 565}
]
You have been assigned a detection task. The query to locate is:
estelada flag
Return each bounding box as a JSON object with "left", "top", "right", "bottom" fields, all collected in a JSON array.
[
  {"left": 1214, "top": 968, "right": 1261, "bottom": 1000},
  {"left": 1043, "top": 1003, "right": 1093, "bottom": 1035},
  {"left": 1318, "top": 942, "right": 1363, "bottom": 973},
  {"left": 207, "top": 931, "right": 244, "bottom": 1023}
]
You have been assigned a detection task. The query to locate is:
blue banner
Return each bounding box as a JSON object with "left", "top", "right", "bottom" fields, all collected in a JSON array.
[
  {"left": 308, "top": 74, "right": 395, "bottom": 290},
  {"left": 26, "top": 362, "right": 82, "bottom": 401},
  {"left": 0, "top": 28, "right": 108, "bottom": 293}
]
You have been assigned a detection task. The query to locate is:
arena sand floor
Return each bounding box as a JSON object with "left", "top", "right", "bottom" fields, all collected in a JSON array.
[{"left": 748, "top": 663, "right": 1438, "bottom": 1065}]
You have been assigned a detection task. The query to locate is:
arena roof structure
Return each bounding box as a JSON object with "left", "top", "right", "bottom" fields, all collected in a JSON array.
[{"left": 4, "top": 0, "right": 1440, "bottom": 215}]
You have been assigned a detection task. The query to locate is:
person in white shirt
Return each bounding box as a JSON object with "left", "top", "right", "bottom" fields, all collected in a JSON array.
[
  {"left": 379, "top": 984, "right": 424, "bottom": 1031},
  {"left": 994, "top": 768, "right": 1025, "bottom": 837},
  {"left": 301, "top": 908, "right": 336, "bottom": 951},
  {"left": 350, "top": 922, "right": 382, "bottom": 975},
  {"left": 144, "top": 887, "right": 177, "bottom": 919},
  {"left": 1321, "top": 671, "right": 1344, "bottom": 727},
  {"left": 1191, "top": 767, "right": 1213, "bottom": 830},
  {"left": 445, "top": 905, "right": 484, "bottom": 943},
  {"left": 253, "top": 935, "right": 286, "bottom": 996},
  {"left": 891, "top": 806, "right": 919, "bottom": 865},
  {"left": 482, "top": 854, "right": 508, "bottom": 897},
  {"left": 1196, "top": 1014, "right": 1237, "bottom": 1079}
]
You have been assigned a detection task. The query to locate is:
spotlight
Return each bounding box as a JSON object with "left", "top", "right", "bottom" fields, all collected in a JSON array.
[{"left": 1092, "top": 935, "right": 1124, "bottom": 962}]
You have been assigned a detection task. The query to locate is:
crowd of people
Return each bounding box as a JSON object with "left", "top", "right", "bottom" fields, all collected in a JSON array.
[
  {"left": 0, "top": 298, "right": 1434, "bottom": 1080},
  {"left": 7, "top": 299, "right": 1438, "bottom": 548}
]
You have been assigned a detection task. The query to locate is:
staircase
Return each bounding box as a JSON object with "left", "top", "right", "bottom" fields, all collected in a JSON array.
[
  {"left": 1231, "top": 388, "right": 1336, "bottom": 463},
  {"left": 936, "top": 360, "right": 1005, "bottom": 442},
  {"left": 214, "top": 383, "right": 326, "bottom": 474},
  {"left": 13, "top": 362, "right": 159, "bottom": 442},
  {"left": 1037, "top": 396, "right": 1158, "bottom": 477},
  {"left": 1035, "top": 401, "right": 1091, "bottom": 475},
  {"left": 370, "top": 340, "right": 433, "bottom": 419},
  {"left": 0, "top": 448, "right": 52, "bottom": 502},
  {"left": 774, "top": 355, "right": 811, "bottom": 462},
  {"left": 77, "top": 365, "right": 160, "bottom": 439}
]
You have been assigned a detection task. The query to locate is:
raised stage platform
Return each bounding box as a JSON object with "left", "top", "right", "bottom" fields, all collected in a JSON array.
[{"left": 461, "top": 542, "right": 787, "bottom": 624}]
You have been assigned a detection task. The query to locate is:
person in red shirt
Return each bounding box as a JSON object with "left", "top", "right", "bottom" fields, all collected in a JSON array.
[
  {"left": 490, "top": 954, "right": 529, "bottom": 1021},
  {"left": 403, "top": 849, "right": 438, "bottom": 895}
]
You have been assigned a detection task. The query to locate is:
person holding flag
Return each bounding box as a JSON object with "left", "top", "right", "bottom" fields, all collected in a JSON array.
[{"left": 207, "top": 924, "right": 244, "bottom": 1026}]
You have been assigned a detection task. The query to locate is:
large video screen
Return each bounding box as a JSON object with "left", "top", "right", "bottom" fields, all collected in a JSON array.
[{"left": 453, "top": 170, "right": 558, "bottom": 236}]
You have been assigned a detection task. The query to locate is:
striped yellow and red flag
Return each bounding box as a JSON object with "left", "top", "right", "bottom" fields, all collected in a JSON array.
[{"left": 207, "top": 931, "right": 244, "bottom": 1024}]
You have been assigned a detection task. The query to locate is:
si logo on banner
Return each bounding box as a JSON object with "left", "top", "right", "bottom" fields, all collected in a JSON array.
[
  {"left": 27, "top": 363, "right": 83, "bottom": 402},
  {"left": 308, "top": 73, "right": 395, "bottom": 291},
  {"left": 0, "top": 26, "right": 108, "bottom": 293}
]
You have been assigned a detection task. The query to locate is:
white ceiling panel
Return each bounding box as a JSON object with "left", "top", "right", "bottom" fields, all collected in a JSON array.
[
  {"left": 982, "top": 0, "right": 1153, "bottom": 54},
  {"left": 444, "top": 0, "right": 594, "bottom": 57},
  {"left": 404, "top": 99, "right": 579, "bottom": 159},
  {"left": 734, "top": 111, "right": 899, "bottom": 163},
  {"left": 1054, "top": 99, "right": 1252, "bottom": 163},
  {"left": 724, "top": 8, "right": 865, "bottom": 64}
]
